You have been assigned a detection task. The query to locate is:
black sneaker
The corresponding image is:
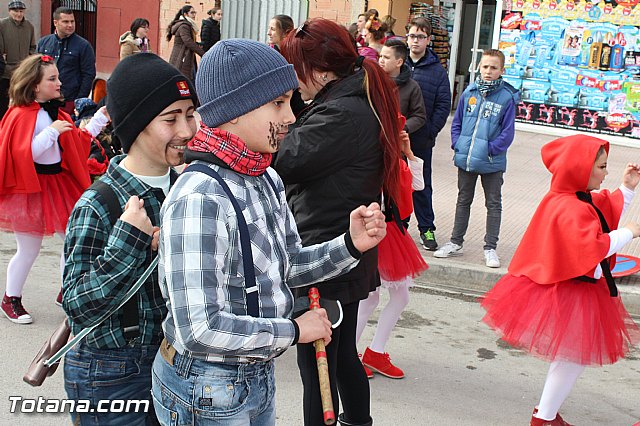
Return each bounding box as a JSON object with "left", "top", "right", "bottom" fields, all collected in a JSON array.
[{"left": 420, "top": 230, "right": 438, "bottom": 251}]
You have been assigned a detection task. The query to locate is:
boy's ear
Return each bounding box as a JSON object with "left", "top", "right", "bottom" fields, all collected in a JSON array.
[{"left": 228, "top": 117, "right": 239, "bottom": 124}]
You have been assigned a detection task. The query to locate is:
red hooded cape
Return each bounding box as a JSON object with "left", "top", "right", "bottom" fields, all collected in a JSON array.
[
  {"left": 508, "top": 135, "right": 624, "bottom": 284},
  {"left": 0, "top": 103, "right": 92, "bottom": 194}
]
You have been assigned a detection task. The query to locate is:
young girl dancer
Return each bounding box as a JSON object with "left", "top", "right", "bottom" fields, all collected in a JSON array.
[
  {"left": 356, "top": 130, "right": 428, "bottom": 379},
  {"left": 482, "top": 134, "right": 640, "bottom": 425},
  {"left": 0, "top": 54, "right": 108, "bottom": 323}
]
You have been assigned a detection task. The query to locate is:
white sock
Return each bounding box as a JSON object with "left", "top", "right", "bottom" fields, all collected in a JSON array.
[
  {"left": 535, "top": 360, "right": 585, "bottom": 420},
  {"left": 369, "top": 279, "right": 411, "bottom": 353},
  {"left": 5, "top": 233, "right": 43, "bottom": 297},
  {"left": 356, "top": 289, "right": 380, "bottom": 344}
]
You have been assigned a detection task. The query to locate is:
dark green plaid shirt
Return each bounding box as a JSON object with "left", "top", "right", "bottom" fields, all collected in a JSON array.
[{"left": 63, "top": 155, "right": 175, "bottom": 349}]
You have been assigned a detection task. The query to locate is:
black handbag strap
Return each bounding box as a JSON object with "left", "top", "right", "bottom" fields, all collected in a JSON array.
[
  {"left": 576, "top": 191, "right": 618, "bottom": 297},
  {"left": 89, "top": 180, "right": 140, "bottom": 338},
  {"left": 184, "top": 163, "right": 260, "bottom": 317}
]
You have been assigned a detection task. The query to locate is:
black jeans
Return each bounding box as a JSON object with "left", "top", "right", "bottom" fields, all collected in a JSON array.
[{"left": 297, "top": 301, "right": 371, "bottom": 426}]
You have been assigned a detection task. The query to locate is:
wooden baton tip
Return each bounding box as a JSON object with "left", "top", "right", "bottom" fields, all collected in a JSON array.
[{"left": 309, "top": 287, "right": 335, "bottom": 425}]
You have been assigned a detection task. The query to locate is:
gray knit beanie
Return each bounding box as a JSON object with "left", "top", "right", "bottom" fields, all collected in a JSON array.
[{"left": 196, "top": 39, "right": 299, "bottom": 127}]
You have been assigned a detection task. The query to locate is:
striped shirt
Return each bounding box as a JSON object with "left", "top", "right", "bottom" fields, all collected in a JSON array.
[{"left": 159, "top": 161, "right": 359, "bottom": 363}]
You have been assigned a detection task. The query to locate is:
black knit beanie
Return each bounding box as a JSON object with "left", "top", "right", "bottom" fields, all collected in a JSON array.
[{"left": 106, "top": 54, "right": 198, "bottom": 153}]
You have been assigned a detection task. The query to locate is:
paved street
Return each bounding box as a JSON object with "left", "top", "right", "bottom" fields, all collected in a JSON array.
[
  {"left": 2, "top": 123, "right": 640, "bottom": 425},
  {"left": 1, "top": 234, "right": 639, "bottom": 425}
]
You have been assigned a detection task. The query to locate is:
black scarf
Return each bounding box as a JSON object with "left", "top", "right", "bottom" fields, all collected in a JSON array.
[{"left": 38, "top": 99, "right": 65, "bottom": 121}]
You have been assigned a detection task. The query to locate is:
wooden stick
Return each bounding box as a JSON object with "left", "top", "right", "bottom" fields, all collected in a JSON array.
[{"left": 308, "top": 287, "right": 336, "bottom": 425}]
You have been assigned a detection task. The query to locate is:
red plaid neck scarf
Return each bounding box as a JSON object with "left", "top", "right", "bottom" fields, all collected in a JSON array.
[{"left": 188, "top": 124, "right": 272, "bottom": 176}]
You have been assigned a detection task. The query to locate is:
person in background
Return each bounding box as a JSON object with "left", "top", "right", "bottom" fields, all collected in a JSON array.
[
  {"left": 354, "top": 13, "right": 367, "bottom": 47},
  {"left": 382, "top": 15, "right": 397, "bottom": 38},
  {"left": 0, "top": 54, "right": 108, "bottom": 324},
  {"left": 357, "top": 16, "right": 387, "bottom": 61},
  {"left": 266, "top": 14, "right": 305, "bottom": 117},
  {"left": 62, "top": 54, "right": 198, "bottom": 426},
  {"left": 406, "top": 17, "right": 451, "bottom": 252},
  {"left": 434, "top": 49, "right": 519, "bottom": 269},
  {"left": 274, "top": 17, "right": 403, "bottom": 426},
  {"left": 119, "top": 18, "right": 151, "bottom": 60},
  {"left": 200, "top": 7, "right": 222, "bottom": 52},
  {"left": 0, "top": 0, "right": 35, "bottom": 118},
  {"left": 356, "top": 37, "right": 427, "bottom": 380},
  {"left": 267, "top": 14, "right": 294, "bottom": 52},
  {"left": 73, "top": 97, "right": 97, "bottom": 127},
  {"left": 167, "top": 5, "right": 204, "bottom": 82},
  {"left": 37, "top": 6, "right": 96, "bottom": 115}
]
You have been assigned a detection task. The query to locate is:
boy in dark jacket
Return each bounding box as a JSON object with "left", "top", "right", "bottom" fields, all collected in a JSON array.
[
  {"left": 434, "top": 49, "right": 519, "bottom": 268},
  {"left": 378, "top": 38, "right": 426, "bottom": 138},
  {"left": 406, "top": 17, "right": 451, "bottom": 251}
]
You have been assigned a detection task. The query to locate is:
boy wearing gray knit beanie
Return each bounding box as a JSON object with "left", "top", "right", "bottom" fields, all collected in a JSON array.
[
  {"left": 62, "top": 54, "right": 198, "bottom": 426},
  {"left": 153, "top": 39, "right": 387, "bottom": 425}
]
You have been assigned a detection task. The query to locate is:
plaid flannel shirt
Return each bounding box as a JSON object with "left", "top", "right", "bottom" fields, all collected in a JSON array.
[
  {"left": 159, "top": 161, "right": 359, "bottom": 363},
  {"left": 63, "top": 155, "right": 175, "bottom": 348}
]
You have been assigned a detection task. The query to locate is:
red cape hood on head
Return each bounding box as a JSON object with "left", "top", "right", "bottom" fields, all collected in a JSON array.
[
  {"left": 0, "top": 103, "right": 92, "bottom": 194},
  {"left": 508, "top": 135, "right": 623, "bottom": 284}
]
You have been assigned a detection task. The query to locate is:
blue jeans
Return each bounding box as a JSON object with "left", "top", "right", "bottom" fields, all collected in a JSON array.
[
  {"left": 63, "top": 341, "right": 160, "bottom": 426},
  {"left": 151, "top": 349, "right": 276, "bottom": 425},
  {"left": 411, "top": 145, "right": 435, "bottom": 232}
]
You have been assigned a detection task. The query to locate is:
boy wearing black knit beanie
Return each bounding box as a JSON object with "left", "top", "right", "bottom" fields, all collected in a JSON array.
[
  {"left": 62, "top": 53, "right": 198, "bottom": 426},
  {"left": 152, "top": 38, "right": 387, "bottom": 425}
]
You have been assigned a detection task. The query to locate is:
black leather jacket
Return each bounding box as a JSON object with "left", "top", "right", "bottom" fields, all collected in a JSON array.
[{"left": 273, "top": 70, "right": 384, "bottom": 304}]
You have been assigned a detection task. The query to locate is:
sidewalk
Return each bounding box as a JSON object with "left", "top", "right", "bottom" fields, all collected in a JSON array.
[{"left": 410, "top": 120, "right": 640, "bottom": 317}]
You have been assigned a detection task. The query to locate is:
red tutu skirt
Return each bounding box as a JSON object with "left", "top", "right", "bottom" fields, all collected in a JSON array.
[
  {"left": 481, "top": 274, "right": 640, "bottom": 366},
  {"left": 0, "top": 171, "right": 85, "bottom": 235},
  {"left": 378, "top": 222, "right": 428, "bottom": 282}
]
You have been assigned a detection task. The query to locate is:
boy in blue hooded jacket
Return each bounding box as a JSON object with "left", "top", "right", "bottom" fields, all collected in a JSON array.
[{"left": 434, "top": 49, "right": 520, "bottom": 268}]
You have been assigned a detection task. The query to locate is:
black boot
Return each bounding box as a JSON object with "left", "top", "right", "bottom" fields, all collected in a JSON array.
[{"left": 337, "top": 413, "right": 373, "bottom": 426}]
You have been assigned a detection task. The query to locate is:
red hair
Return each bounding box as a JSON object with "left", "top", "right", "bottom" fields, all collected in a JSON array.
[{"left": 280, "top": 18, "right": 402, "bottom": 202}]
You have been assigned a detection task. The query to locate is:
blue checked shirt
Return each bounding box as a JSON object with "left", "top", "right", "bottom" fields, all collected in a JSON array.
[
  {"left": 159, "top": 161, "right": 359, "bottom": 363},
  {"left": 63, "top": 155, "right": 174, "bottom": 348}
]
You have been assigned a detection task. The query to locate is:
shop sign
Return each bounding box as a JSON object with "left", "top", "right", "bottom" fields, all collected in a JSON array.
[{"left": 499, "top": 0, "right": 640, "bottom": 140}]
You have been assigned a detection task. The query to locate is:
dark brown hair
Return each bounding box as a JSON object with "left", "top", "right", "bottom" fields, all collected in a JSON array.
[{"left": 408, "top": 17, "right": 431, "bottom": 36}]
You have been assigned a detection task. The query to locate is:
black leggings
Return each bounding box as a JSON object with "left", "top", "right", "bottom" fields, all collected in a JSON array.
[{"left": 297, "top": 301, "right": 371, "bottom": 425}]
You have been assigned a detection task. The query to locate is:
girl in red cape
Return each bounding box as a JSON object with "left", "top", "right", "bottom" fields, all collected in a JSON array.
[
  {"left": 482, "top": 134, "right": 640, "bottom": 426},
  {"left": 356, "top": 123, "right": 428, "bottom": 380},
  {"left": 0, "top": 54, "right": 109, "bottom": 324}
]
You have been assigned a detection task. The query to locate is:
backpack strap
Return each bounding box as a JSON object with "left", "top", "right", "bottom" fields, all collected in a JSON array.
[
  {"left": 88, "top": 179, "right": 140, "bottom": 339},
  {"left": 184, "top": 163, "right": 259, "bottom": 317}
]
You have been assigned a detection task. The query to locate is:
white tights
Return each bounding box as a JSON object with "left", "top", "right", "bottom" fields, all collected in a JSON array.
[
  {"left": 535, "top": 360, "right": 585, "bottom": 421},
  {"left": 356, "top": 278, "right": 411, "bottom": 353},
  {"left": 5, "top": 232, "right": 64, "bottom": 297}
]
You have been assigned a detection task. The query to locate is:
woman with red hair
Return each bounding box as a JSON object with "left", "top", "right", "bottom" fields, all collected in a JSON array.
[{"left": 272, "top": 18, "right": 402, "bottom": 426}]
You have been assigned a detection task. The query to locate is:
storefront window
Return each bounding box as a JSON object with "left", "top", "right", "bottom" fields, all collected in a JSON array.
[{"left": 499, "top": 1, "right": 640, "bottom": 140}]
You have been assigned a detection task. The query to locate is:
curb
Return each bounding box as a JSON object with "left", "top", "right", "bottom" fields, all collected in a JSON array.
[{"left": 414, "top": 256, "right": 640, "bottom": 319}]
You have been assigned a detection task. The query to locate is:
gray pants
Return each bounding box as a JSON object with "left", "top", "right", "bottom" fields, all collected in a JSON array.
[{"left": 450, "top": 169, "right": 504, "bottom": 250}]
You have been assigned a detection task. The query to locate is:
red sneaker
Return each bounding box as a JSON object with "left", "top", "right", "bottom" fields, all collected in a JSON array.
[
  {"left": 2, "top": 294, "right": 33, "bottom": 324},
  {"left": 530, "top": 410, "right": 573, "bottom": 426},
  {"left": 358, "top": 353, "right": 374, "bottom": 379},
  {"left": 55, "top": 289, "right": 63, "bottom": 307},
  {"left": 362, "top": 347, "right": 404, "bottom": 379}
]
